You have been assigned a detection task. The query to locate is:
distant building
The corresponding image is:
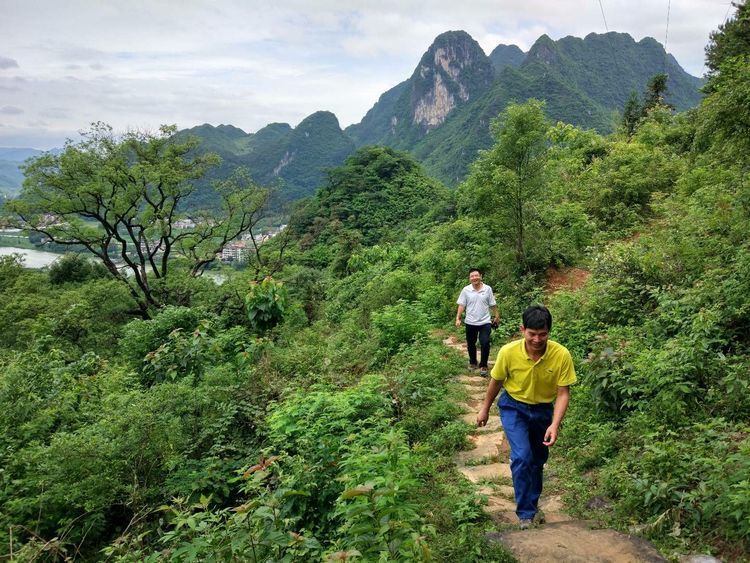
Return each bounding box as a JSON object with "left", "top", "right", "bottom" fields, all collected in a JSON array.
[
  {"left": 39, "top": 213, "right": 64, "bottom": 227},
  {"left": 221, "top": 240, "right": 249, "bottom": 263},
  {"left": 174, "top": 218, "right": 196, "bottom": 229}
]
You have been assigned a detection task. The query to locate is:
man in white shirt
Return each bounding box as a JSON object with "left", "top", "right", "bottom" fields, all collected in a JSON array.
[{"left": 455, "top": 268, "right": 500, "bottom": 376}]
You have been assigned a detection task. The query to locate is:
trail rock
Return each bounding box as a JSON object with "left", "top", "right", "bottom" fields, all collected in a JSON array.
[
  {"left": 479, "top": 484, "right": 516, "bottom": 499},
  {"left": 457, "top": 374, "right": 487, "bottom": 386},
  {"left": 488, "top": 521, "right": 667, "bottom": 563},
  {"left": 458, "top": 462, "right": 511, "bottom": 483},
  {"left": 454, "top": 432, "right": 503, "bottom": 465},
  {"left": 461, "top": 412, "right": 502, "bottom": 433}
]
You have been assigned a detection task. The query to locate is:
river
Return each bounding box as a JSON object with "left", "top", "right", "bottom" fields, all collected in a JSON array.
[
  {"left": 0, "top": 246, "right": 226, "bottom": 284},
  {"left": 0, "top": 246, "right": 63, "bottom": 268}
]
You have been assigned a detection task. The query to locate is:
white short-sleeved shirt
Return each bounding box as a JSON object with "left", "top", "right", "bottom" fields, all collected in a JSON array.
[{"left": 457, "top": 284, "right": 496, "bottom": 326}]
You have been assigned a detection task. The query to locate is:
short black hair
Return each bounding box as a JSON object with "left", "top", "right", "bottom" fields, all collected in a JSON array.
[
  {"left": 522, "top": 304, "right": 552, "bottom": 331},
  {"left": 469, "top": 267, "right": 482, "bottom": 275}
]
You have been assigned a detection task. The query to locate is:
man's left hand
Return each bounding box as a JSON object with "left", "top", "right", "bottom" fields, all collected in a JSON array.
[{"left": 542, "top": 425, "right": 558, "bottom": 446}]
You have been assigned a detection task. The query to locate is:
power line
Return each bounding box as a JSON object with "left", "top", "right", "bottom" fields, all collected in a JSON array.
[
  {"left": 664, "top": 0, "right": 671, "bottom": 53},
  {"left": 595, "top": 0, "right": 619, "bottom": 88},
  {"left": 597, "top": 0, "right": 609, "bottom": 32},
  {"left": 723, "top": 1, "right": 734, "bottom": 24},
  {"left": 664, "top": 0, "right": 671, "bottom": 73}
]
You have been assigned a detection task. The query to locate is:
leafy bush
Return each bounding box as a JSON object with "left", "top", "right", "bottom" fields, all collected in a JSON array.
[
  {"left": 245, "top": 276, "right": 287, "bottom": 332},
  {"left": 48, "top": 252, "right": 109, "bottom": 285},
  {"left": 371, "top": 300, "right": 430, "bottom": 355},
  {"left": 330, "top": 429, "right": 433, "bottom": 561},
  {"left": 120, "top": 306, "right": 209, "bottom": 369},
  {"left": 0, "top": 253, "right": 24, "bottom": 291}
]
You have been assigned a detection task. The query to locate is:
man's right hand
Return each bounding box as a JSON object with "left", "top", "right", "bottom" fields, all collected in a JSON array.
[
  {"left": 455, "top": 318, "right": 461, "bottom": 328},
  {"left": 476, "top": 408, "right": 489, "bottom": 427}
]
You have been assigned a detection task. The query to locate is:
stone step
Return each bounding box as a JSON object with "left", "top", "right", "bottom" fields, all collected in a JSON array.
[
  {"left": 483, "top": 496, "right": 517, "bottom": 512},
  {"left": 478, "top": 484, "right": 516, "bottom": 499},
  {"left": 455, "top": 402, "right": 473, "bottom": 413},
  {"left": 487, "top": 520, "right": 667, "bottom": 563},
  {"left": 457, "top": 399, "right": 498, "bottom": 414},
  {"left": 461, "top": 412, "right": 502, "bottom": 434},
  {"left": 458, "top": 462, "right": 512, "bottom": 483},
  {"left": 454, "top": 432, "right": 504, "bottom": 465},
  {"left": 469, "top": 390, "right": 491, "bottom": 401},
  {"left": 457, "top": 375, "right": 487, "bottom": 386}
]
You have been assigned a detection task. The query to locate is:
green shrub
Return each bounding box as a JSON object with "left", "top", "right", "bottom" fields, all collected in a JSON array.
[
  {"left": 371, "top": 300, "right": 430, "bottom": 355},
  {"left": 245, "top": 276, "right": 287, "bottom": 332},
  {"left": 330, "top": 429, "right": 433, "bottom": 561},
  {"left": 120, "top": 306, "right": 208, "bottom": 368},
  {"left": 48, "top": 252, "right": 109, "bottom": 285}
]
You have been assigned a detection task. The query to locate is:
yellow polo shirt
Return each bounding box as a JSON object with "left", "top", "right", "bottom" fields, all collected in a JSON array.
[{"left": 490, "top": 339, "right": 576, "bottom": 404}]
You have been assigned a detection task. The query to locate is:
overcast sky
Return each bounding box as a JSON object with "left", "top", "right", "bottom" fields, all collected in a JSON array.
[{"left": 0, "top": 0, "right": 734, "bottom": 149}]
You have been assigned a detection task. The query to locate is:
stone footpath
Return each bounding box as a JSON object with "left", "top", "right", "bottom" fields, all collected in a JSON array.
[{"left": 443, "top": 334, "right": 666, "bottom": 563}]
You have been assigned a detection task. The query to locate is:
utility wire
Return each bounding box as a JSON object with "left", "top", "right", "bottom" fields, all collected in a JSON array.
[
  {"left": 723, "top": 1, "right": 734, "bottom": 24},
  {"left": 597, "top": 0, "right": 609, "bottom": 32},
  {"left": 700, "top": 2, "right": 734, "bottom": 76},
  {"left": 596, "top": 0, "right": 618, "bottom": 80},
  {"left": 664, "top": 0, "right": 671, "bottom": 73}
]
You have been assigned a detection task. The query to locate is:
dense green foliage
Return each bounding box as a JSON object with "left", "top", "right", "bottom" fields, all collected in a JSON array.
[
  {"left": 289, "top": 146, "right": 452, "bottom": 271},
  {"left": 1, "top": 7, "right": 749, "bottom": 561},
  {"left": 0, "top": 143, "right": 511, "bottom": 560},
  {"left": 459, "top": 100, "right": 551, "bottom": 271},
  {"left": 8, "top": 124, "right": 272, "bottom": 318}
]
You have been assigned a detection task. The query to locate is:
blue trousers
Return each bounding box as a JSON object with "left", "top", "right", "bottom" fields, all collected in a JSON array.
[{"left": 499, "top": 392, "right": 553, "bottom": 520}]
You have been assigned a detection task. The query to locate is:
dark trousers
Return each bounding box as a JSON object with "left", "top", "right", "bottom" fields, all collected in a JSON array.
[
  {"left": 499, "top": 392, "right": 554, "bottom": 520},
  {"left": 465, "top": 323, "right": 491, "bottom": 368}
]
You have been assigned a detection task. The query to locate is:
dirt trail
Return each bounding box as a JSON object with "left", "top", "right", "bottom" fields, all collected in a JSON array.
[{"left": 443, "top": 334, "right": 666, "bottom": 563}]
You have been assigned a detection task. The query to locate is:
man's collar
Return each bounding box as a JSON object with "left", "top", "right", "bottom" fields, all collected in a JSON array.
[{"left": 522, "top": 339, "right": 548, "bottom": 360}]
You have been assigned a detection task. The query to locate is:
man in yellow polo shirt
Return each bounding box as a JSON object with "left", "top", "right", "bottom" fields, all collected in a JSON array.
[{"left": 476, "top": 304, "right": 576, "bottom": 528}]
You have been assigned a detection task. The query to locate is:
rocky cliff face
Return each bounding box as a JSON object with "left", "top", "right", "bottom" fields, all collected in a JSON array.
[
  {"left": 410, "top": 30, "right": 494, "bottom": 131},
  {"left": 344, "top": 30, "right": 494, "bottom": 147}
]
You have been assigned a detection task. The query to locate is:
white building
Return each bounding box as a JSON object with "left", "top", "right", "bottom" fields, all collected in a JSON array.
[{"left": 221, "top": 240, "right": 249, "bottom": 263}]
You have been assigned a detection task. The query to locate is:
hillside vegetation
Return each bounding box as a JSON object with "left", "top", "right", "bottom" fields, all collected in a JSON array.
[{"left": 1, "top": 3, "right": 749, "bottom": 561}]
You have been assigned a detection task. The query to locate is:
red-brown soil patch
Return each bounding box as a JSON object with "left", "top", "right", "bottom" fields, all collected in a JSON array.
[{"left": 544, "top": 266, "right": 591, "bottom": 295}]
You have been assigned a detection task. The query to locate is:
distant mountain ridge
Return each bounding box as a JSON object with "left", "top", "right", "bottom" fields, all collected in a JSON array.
[
  {"left": 0, "top": 148, "right": 61, "bottom": 196},
  {"left": 2, "top": 30, "right": 704, "bottom": 202},
  {"left": 176, "top": 111, "right": 354, "bottom": 208},
  {"left": 350, "top": 30, "right": 703, "bottom": 183}
]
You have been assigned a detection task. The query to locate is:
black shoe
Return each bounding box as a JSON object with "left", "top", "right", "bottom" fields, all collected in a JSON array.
[{"left": 479, "top": 367, "right": 488, "bottom": 377}]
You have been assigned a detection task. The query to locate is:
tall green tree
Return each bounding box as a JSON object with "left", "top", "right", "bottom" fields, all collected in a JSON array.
[
  {"left": 460, "top": 99, "right": 550, "bottom": 271},
  {"left": 9, "top": 123, "right": 269, "bottom": 317},
  {"left": 643, "top": 73, "right": 670, "bottom": 111},
  {"left": 621, "top": 91, "right": 643, "bottom": 137},
  {"left": 705, "top": 0, "right": 750, "bottom": 78},
  {"left": 697, "top": 1, "right": 750, "bottom": 160}
]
